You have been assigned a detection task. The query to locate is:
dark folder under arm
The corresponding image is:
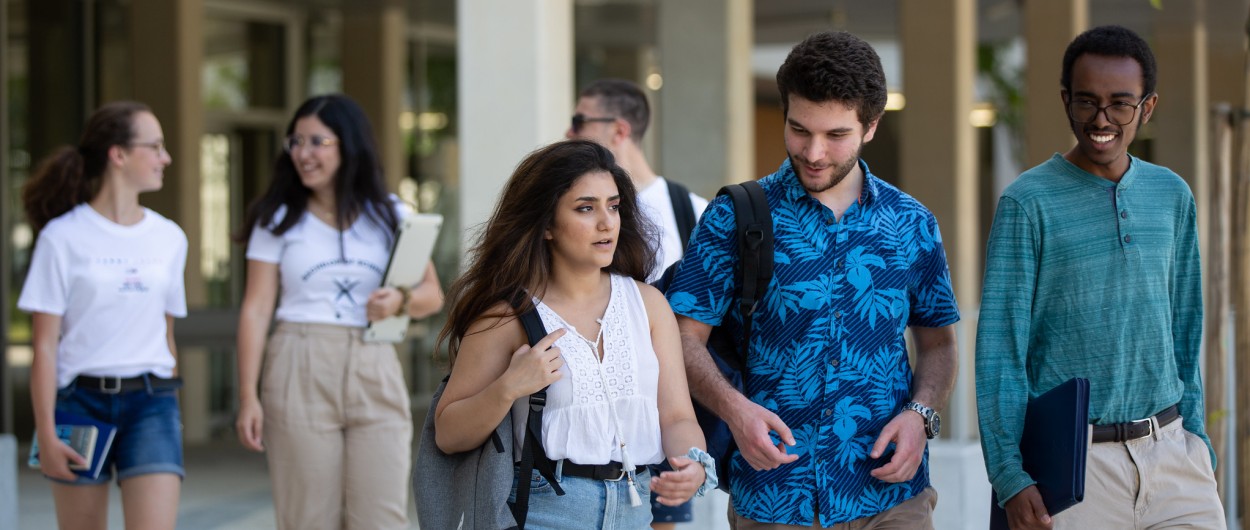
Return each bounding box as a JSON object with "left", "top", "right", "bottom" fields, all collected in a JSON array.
[{"left": 990, "top": 377, "right": 1090, "bottom": 529}]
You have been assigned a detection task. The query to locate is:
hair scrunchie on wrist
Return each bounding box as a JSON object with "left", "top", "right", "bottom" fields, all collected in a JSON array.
[{"left": 686, "top": 446, "right": 718, "bottom": 497}]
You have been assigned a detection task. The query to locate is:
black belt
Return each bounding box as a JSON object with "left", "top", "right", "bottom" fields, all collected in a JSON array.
[
  {"left": 73, "top": 374, "right": 183, "bottom": 394},
  {"left": 560, "top": 460, "right": 645, "bottom": 481},
  {"left": 1091, "top": 404, "right": 1179, "bottom": 443}
]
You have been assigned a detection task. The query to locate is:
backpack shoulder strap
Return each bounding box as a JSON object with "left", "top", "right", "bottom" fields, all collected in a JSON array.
[
  {"left": 716, "top": 181, "right": 773, "bottom": 365},
  {"left": 666, "top": 179, "right": 697, "bottom": 252},
  {"left": 510, "top": 300, "right": 564, "bottom": 529}
]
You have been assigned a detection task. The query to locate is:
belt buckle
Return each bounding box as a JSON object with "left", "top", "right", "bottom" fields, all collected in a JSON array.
[
  {"left": 1130, "top": 417, "right": 1153, "bottom": 440},
  {"left": 606, "top": 467, "right": 627, "bottom": 482},
  {"left": 99, "top": 376, "right": 123, "bottom": 394}
]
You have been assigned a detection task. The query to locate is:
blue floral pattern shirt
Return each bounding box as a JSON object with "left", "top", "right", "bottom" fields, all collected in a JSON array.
[{"left": 666, "top": 159, "right": 960, "bottom": 526}]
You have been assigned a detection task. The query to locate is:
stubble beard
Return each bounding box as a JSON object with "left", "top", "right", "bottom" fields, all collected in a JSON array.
[{"left": 790, "top": 142, "right": 863, "bottom": 194}]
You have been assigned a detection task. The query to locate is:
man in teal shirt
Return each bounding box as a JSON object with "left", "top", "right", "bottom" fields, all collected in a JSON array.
[{"left": 976, "top": 25, "right": 1224, "bottom": 529}]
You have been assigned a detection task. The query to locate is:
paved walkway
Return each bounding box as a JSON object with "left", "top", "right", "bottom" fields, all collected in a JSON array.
[{"left": 17, "top": 440, "right": 731, "bottom": 529}]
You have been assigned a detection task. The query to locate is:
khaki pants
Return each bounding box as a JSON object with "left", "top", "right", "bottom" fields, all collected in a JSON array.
[
  {"left": 262, "top": 322, "right": 413, "bottom": 530},
  {"left": 728, "top": 487, "right": 936, "bottom": 530},
  {"left": 1054, "top": 418, "right": 1224, "bottom": 529}
]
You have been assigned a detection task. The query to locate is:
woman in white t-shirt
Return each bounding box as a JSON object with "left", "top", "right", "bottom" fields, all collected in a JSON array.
[
  {"left": 434, "top": 140, "right": 714, "bottom": 529},
  {"left": 19, "top": 101, "right": 188, "bottom": 528},
  {"left": 233, "top": 94, "right": 443, "bottom": 530}
]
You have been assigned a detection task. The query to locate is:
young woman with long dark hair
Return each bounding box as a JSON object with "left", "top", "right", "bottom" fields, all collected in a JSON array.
[
  {"left": 234, "top": 94, "right": 442, "bottom": 529},
  {"left": 434, "top": 140, "right": 714, "bottom": 529}
]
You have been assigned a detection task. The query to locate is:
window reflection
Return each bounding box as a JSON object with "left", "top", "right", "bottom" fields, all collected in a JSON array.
[{"left": 203, "top": 18, "right": 285, "bottom": 111}]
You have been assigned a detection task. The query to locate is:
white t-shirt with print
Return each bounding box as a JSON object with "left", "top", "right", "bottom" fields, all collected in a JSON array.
[
  {"left": 246, "top": 202, "right": 404, "bottom": 328},
  {"left": 18, "top": 204, "right": 188, "bottom": 388},
  {"left": 636, "top": 176, "right": 708, "bottom": 282}
]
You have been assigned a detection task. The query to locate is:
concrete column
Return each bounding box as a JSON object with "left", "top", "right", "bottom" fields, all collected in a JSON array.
[
  {"left": 0, "top": 434, "right": 14, "bottom": 530},
  {"left": 130, "top": 0, "right": 209, "bottom": 443},
  {"left": 1023, "top": 0, "right": 1087, "bottom": 167},
  {"left": 1207, "top": 0, "right": 1248, "bottom": 110},
  {"left": 457, "top": 0, "right": 572, "bottom": 257},
  {"left": 343, "top": 1, "right": 406, "bottom": 191},
  {"left": 900, "top": 1, "right": 987, "bottom": 526},
  {"left": 657, "top": 0, "right": 752, "bottom": 194},
  {"left": 900, "top": 0, "right": 980, "bottom": 437},
  {"left": 0, "top": 0, "right": 11, "bottom": 436},
  {"left": 1155, "top": 1, "right": 1210, "bottom": 197},
  {"left": 131, "top": 0, "right": 205, "bottom": 305}
]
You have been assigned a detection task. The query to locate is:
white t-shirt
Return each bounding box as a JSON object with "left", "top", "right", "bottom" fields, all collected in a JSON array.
[
  {"left": 18, "top": 204, "right": 188, "bottom": 388},
  {"left": 512, "top": 274, "right": 663, "bottom": 465},
  {"left": 246, "top": 201, "right": 405, "bottom": 328},
  {"left": 637, "top": 176, "right": 708, "bottom": 282}
]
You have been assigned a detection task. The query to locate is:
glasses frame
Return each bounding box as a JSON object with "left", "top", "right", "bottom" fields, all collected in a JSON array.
[
  {"left": 283, "top": 134, "right": 339, "bottom": 153},
  {"left": 128, "top": 140, "right": 167, "bottom": 154},
  {"left": 1065, "top": 94, "right": 1151, "bottom": 126},
  {"left": 570, "top": 113, "right": 616, "bottom": 134}
]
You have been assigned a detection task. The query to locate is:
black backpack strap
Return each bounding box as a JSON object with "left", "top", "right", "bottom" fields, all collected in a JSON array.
[
  {"left": 716, "top": 181, "right": 773, "bottom": 367},
  {"left": 667, "top": 179, "right": 697, "bottom": 252},
  {"left": 510, "top": 301, "right": 564, "bottom": 529}
]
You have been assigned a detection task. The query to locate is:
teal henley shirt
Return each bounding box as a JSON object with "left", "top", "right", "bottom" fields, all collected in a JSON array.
[{"left": 975, "top": 154, "right": 1209, "bottom": 506}]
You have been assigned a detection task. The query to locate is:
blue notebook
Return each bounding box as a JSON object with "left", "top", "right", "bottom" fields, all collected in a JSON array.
[
  {"left": 28, "top": 410, "right": 118, "bottom": 480},
  {"left": 990, "top": 377, "right": 1090, "bottom": 528}
]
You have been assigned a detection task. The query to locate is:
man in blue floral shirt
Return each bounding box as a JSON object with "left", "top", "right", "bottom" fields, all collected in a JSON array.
[{"left": 666, "top": 31, "right": 960, "bottom": 528}]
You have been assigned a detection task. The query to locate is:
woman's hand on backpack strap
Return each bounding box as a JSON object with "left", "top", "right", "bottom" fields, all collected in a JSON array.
[{"left": 499, "top": 328, "right": 567, "bottom": 400}]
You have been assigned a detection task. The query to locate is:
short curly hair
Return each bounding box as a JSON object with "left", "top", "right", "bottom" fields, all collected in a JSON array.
[
  {"left": 1061, "top": 25, "right": 1157, "bottom": 97},
  {"left": 776, "top": 31, "right": 886, "bottom": 128}
]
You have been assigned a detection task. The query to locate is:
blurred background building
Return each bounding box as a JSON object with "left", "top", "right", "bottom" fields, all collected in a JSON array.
[{"left": 3, "top": 0, "right": 1249, "bottom": 528}]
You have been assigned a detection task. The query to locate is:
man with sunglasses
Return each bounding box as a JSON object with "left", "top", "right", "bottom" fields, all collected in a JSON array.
[
  {"left": 976, "top": 25, "right": 1224, "bottom": 530},
  {"left": 566, "top": 79, "right": 708, "bottom": 289}
]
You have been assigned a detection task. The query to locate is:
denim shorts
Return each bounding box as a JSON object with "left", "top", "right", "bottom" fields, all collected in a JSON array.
[
  {"left": 510, "top": 465, "right": 652, "bottom": 529},
  {"left": 52, "top": 375, "right": 184, "bottom": 485}
]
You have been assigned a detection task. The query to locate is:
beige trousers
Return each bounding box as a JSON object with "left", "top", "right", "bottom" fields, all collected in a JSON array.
[
  {"left": 262, "top": 322, "right": 413, "bottom": 530},
  {"left": 1054, "top": 418, "right": 1224, "bottom": 529},
  {"left": 728, "top": 487, "right": 936, "bottom": 530}
]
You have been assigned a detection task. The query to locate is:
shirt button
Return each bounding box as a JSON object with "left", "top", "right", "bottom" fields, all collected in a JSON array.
[
  {"left": 823, "top": 409, "right": 832, "bottom": 417},
  {"left": 834, "top": 311, "right": 842, "bottom": 319},
  {"left": 1124, "top": 235, "right": 1132, "bottom": 243},
  {"left": 830, "top": 359, "right": 840, "bottom": 367},
  {"left": 825, "top": 218, "right": 834, "bottom": 226},
  {"left": 1120, "top": 210, "right": 1128, "bottom": 219}
]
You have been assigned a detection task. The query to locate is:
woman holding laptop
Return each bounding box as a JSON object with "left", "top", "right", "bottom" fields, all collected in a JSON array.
[{"left": 234, "top": 94, "right": 442, "bottom": 530}]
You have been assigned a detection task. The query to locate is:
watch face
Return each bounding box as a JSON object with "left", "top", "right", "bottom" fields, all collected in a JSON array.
[{"left": 930, "top": 412, "right": 941, "bottom": 438}]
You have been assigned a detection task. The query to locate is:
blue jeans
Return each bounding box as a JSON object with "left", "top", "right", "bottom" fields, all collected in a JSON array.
[
  {"left": 52, "top": 374, "right": 184, "bottom": 485},
  {"left": 511, "top": 465, "right": 653, "bottom": 529}
]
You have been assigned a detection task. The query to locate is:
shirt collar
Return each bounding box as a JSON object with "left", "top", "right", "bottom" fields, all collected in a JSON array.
[{"left": 1051, "top": 152, "right": 1140, "bottom": 190}]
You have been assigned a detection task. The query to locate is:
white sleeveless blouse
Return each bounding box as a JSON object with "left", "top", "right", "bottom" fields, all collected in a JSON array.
[{"left": 511, "top": 273, "right": 663, "bottom": 465}]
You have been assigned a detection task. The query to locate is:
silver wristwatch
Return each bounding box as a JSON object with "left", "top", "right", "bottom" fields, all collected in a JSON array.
[{"left": 902, "top": 401, "right": 941, "bottom": 439}]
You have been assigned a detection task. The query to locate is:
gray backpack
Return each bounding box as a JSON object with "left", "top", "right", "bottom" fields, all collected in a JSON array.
[{"left": 413, "top": 305, "right": 556, "bottom": 529}]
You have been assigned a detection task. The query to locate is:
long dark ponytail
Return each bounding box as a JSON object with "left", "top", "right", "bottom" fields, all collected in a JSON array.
[{"left": 21, "top": 101, "right": 151, "bottom": 231}]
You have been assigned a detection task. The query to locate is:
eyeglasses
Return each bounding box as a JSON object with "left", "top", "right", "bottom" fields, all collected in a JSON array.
[
  {"left": 283, "top": 134, "right": 339, "bottom": 153},
  {"left": 1066, "top": 95, "right": 1150, "bottom": 126},
  {"left": 128, "top": 141, "right": 167, "bottom": 154},
  {"left": 570, "top": 113, "right": 616, "bottom": 133}
]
